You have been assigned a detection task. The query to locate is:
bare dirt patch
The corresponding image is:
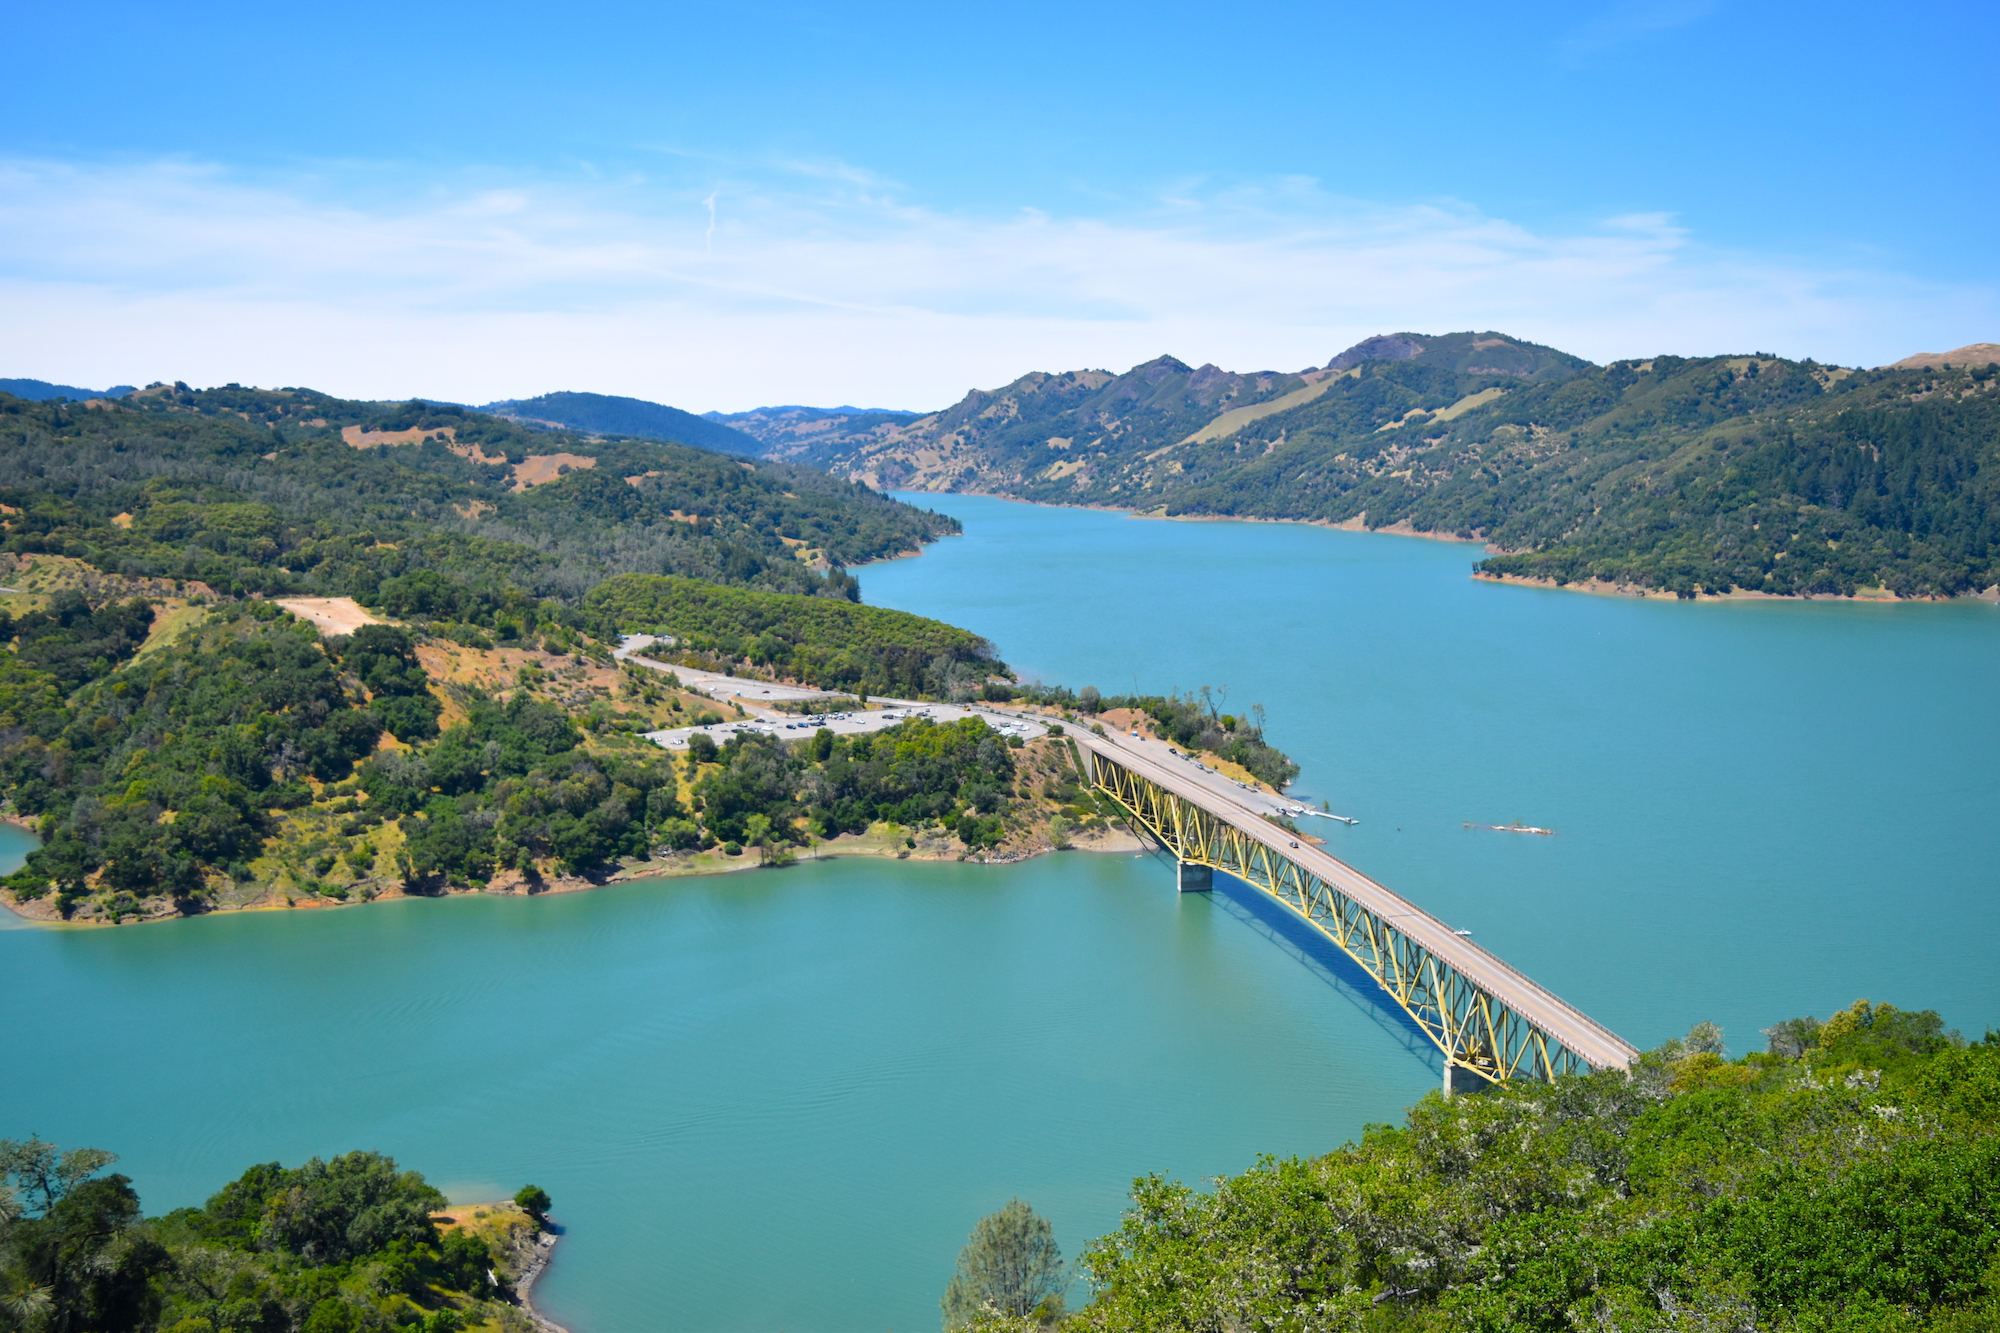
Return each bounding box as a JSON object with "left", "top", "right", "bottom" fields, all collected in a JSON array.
[
  {"left": 510, "top": 453, "right": 596, "bottom": 490},
  {"left": 341, "top": 425, "right": 457, "bottom": 448},
  {"left": 274, "top": 597, "right": 385, "bottom": 637}
]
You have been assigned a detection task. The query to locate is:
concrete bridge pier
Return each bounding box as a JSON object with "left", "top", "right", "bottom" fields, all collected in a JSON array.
[
  {"left": 1441, "top": 1061, "right": 1486, "bottom": 1097},
  {"left": 1177, "top": 860, "right": 1213, "bottom": 892}
]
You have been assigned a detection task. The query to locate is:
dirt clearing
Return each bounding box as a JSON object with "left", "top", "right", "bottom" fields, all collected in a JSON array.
[{"left": 274, "top": 597, "right": 384, "bottom": 637}]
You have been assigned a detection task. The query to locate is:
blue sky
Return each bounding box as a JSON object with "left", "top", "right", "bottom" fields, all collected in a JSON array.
[{"left": 2, "top": 0, "right": 1994, "bottom": 409}]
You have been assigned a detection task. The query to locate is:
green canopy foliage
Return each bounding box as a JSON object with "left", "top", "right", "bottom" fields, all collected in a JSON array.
[
  {"left": 0, "top": 381, "right": 1026, "bottom": 916},
  {"left": 1, "top": 602, "right": 383, "bottom": 908},
  {"left": 1069, "top": 1000, "right": 2000, "bottom": 1333},
  {"left": 0, "top": 383, "right": 956, "bottom": 610},
  {"left": 799, "top": 715, "right": 1021, "bottom": 847}
]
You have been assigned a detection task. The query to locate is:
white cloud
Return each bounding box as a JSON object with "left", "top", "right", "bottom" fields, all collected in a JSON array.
[{"left": 0, "top": 157, "right": 1989, "bottom": 411}]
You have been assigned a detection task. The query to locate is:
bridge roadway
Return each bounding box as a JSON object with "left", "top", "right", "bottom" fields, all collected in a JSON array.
[{"left": 1064, "top": 724, "right": 1639, "bottom": 1083}]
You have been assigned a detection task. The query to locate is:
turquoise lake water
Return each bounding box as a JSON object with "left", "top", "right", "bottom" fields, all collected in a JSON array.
[{"left": 2, "top": 496, "right": 1997, "bottom": 1332}]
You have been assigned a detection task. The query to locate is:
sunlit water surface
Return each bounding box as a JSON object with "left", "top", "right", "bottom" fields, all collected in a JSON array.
[{"left": 2, "top": 495, "right": 1995, "bottom": 1332}]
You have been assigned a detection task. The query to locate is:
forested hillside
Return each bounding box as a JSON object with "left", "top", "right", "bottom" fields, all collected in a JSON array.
[
  {"left": 1042, "top": 1000, "right": 2000, "bottom": 1333},
  {"left": 0, "top": 380, "right": 1025, "bottom": 923},
  {"left": 806, "top": 334, "right": 2000, "bottom": 598},
  {"left": 0, "top": 384, "right": 956, "bottom": 606},
  {"left": 1170, "top": 354, "right": 2000, "bottom": 598}
]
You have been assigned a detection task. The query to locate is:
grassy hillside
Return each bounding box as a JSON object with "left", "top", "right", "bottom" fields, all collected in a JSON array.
[
  {"left": 0, "top": 588, "right": 1015, "bottom": 919},
  {"left": 1022, "top": 1000, "right": 2000, "bottom": 1333}
]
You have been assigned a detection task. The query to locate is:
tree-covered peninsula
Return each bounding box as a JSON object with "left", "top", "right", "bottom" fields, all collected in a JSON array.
[
  {"left": 0, "top": 578, "right": 1150, "bottom": 922},
  {"left": 0, "top": 1139, "right": 553, "bottom": 1333},
  {"left": 0, "top": 381, "right": 1132, "bottom": 922}
]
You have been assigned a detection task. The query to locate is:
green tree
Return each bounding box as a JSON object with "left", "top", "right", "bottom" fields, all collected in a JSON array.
[
  {"left": 513, "top": 1185, "right": 551, "bottom": 1223},
  {"left": 941, "top": 1199, "right": 1067, "bottom": 1330},
  {"left": 743, "top": 814, "right": 773, "bottom": 865}
]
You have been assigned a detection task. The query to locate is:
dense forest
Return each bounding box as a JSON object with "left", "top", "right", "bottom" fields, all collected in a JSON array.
[
  {"left": 0, "top": 1139, "right": 550, "bottom": 1333},
  {"left": 584, "top": 573, "right": 1004, "bottom": 699},
  {"left": 953, "top": 1000, "right": 2000, "bottom": 1333},
  {"left": 802, "top": 334, "right": 2000, "bottom": 598}
]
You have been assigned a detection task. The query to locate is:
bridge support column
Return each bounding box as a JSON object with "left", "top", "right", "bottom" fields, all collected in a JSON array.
[
  {"left": 1177, "top": 861, "right": 1213, "bottom": 893},
  {"left": 1441, "top": 1062, "right": 1485, "bottom": 1097}
]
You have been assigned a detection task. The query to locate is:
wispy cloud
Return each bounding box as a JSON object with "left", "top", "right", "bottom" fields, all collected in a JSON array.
[
  {"left": 0, "top": 157, "right": 1987, "bottom": 410},
  {"left": 1558, "top": 0, "right": 1719, "bottom": 62}
]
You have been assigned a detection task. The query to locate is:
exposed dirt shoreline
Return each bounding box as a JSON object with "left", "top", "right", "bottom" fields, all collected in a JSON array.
[
  {"left": 1472, "top": 570, "right": 2000, "bottom": 604},
  {"left": 0, "top": 829, "right": 1149, "bottom": 930}
]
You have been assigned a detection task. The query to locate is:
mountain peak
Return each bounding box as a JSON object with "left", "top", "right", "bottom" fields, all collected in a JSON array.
[
  {"left": 1132, "top": 355, "right": 1194, "bottom": 383},
  {"left": 1326, "top": 334, "right": 1427, "bottom": 371}
]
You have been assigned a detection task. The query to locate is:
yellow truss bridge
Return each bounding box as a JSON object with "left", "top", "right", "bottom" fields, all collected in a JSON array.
[{"left": 1070, "top": 728, "right": 1637, "bottom": 1088}]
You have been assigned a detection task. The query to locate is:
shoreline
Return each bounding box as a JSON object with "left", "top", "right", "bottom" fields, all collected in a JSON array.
[
  {"left": 1472, "top": 570, "right": 2000, "bottom": 604},
  {"left": 0, "top": 827, "right": 1149, "bottom": 931},
  {"left": 512, "top": 1227, "right": 569, "bottom": 1333}
]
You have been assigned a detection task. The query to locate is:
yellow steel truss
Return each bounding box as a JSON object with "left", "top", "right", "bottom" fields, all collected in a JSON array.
[{"left": 1088, "top": 749, "right": 1593, "bottom": 1085}]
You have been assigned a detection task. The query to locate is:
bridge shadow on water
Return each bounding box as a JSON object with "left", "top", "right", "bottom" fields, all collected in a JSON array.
[{"left": 1176, "top": 854, "right": 1440, "bottom": 1075}]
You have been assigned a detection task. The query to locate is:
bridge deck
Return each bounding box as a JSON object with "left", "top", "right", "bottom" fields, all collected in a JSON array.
[{"left": 1068, "top": 727, "right": 1637, "bottom": 1074}]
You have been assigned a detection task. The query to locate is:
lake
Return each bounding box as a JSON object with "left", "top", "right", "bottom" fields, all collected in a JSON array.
[{"left": 2, "top": 495, "right": 1995, "bottom": 1332}]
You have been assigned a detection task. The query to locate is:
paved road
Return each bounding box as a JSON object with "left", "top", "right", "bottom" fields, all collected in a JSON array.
[
  {"left": 613, "top": 639, "right": 1048, "bottom": 750},
  {"left": 1067, "top": 725, "right": 1639, "bottom": 1073}
]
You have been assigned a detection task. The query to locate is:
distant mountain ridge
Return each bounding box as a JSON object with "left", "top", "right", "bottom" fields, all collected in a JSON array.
[
  {"left": 706, "top": 405, "right": 925, "bottom": 459},
  {"left": 479, "top": 390, "right": 765, "bottom": 456},
  {"left": 788, "top": 331, "right": 1587, "bottom": 492},
  {"left": 780, "top": 331, "right": 2000, "bottom": 599},
  {"left": 1, "top": 377, "right": 135, "bottom": 401}
]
